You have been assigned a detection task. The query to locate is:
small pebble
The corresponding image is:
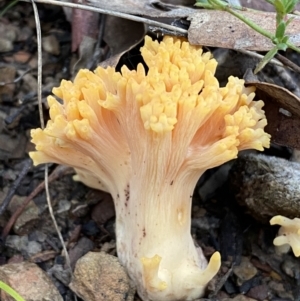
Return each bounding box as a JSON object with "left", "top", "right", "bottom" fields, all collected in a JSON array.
[
  {"left": 281, "top": 257, "right": 300, "bottom": 278},
  {"left": 0, "top": 38, "right": 13, "bottom": 52},
  {"left": 57, "top": 199, "right": 71, "bottom": 214},
  {"left": 223, "top": 295, "right": 257, "bottom": 301},
  {"left": 26, "top": 241, "right": 42, "bottom": 257},
  {"left": 233, "top": 257, "right": 258, "bottom": 286},
  {"left": 246, "top": 284, "right": 269, "bottom": 301},
  {"left": 13, "top": 51, "right": 31, "bottom": 63},
  {"left": 29, "top": 230, "right": 47, "bottom": 243},
  {"left": 42, "top": 35, "right": 60, "bottom": 55},
  {"left": 5, "top": 235, "right": 28, "bottom": 253},
  {"left": 70, "top": 252, "right": 135, "bottom": 301}
]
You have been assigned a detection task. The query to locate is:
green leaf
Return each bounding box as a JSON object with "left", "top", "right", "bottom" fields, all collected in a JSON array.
[
  {"left": 285, "top": 0, "right": 299, "bottom": 13},
  {"left": 286, "top": 17, "right": 294, "bottom": 27},
  {"left": 277, "top": 43, "right": 288, "bottom": 51},
  {"left": 254, "top": 46, "right": 278, "bottom": 74},
  {"left": 195, "top": 0, "right": 214, "bottom": 8},
  {"left": 274, "top": 0, "right": 286, "bottom": 14},
  {"left": 207, "top": 0, "right": 227, "bottom": 10},
  {"left": 281, "top": 35, "right": 290, "bottom": 44},
  {"left": 281, "top": 0, "right": 289, "bottom": 6},
  {"left": 275, "top": 20, "right": 286, "bottom": 39},
  {"left": 195, "top": 0, "right": 209, "bottom": 4}
]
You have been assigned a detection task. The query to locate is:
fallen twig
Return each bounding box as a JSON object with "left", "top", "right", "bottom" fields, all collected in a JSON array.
[
  {"left": 0, "top": 159, "right": 32, "bottom": 216},
  {"left": 20, "top": 0, "right": 187, "bottom": 35},
  {"left": 275, "top": 53, "right": 300, "bottom": 74},
  {"left": 1, "top": 165, "right": 71, "bottom": 239}
]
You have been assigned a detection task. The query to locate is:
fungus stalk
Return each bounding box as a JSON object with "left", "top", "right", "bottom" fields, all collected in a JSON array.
[{"left": 30, "top": 36, "right": 270, "bottom": 301}]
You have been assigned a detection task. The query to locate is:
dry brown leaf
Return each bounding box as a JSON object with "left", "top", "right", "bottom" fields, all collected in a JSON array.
[
  {"left": 87, "top": 0, "right": 195, "bottom": 18},
  {"left": 72, "top": 0, "right": 99, "bottom": 52},
  {"left": 100, "top": 16, "right": 145, "bottom": 68},
  {"left": 103, "top": 16, "right": 145, "bottom": 56},
  {"left": 188, "top": 10, "right": 300, "bottom": 51},
  {"left": 245, "top": 80, "right": 300, "bottom": 149},
  {"left": 254, "top": 83, "right": 300, "bottom": 118},
  {"left": 87, "top": 0, "right": 300, "bottom": 51},
  {"left": 72, "top": 35, "right": 98, "bottom": 73}
]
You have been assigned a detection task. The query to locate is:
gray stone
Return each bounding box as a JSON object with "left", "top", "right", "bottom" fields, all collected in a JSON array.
[
  {"left": 230, "top": 153, "right": 300, "bottom": 222},
  {"left": 26, "top": 241, "right": 42, "bottom": 257},
  {"left": 5, "top": 235, "right": 28, "bottom": 252}
]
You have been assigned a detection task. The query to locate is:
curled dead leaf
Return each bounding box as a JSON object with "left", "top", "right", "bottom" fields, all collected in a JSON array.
[
  {"left": 72, "top": 0, "right": 99, "bottom": 52},
  {"left": 100, "top": 16, "right": 145, "bottom": 68},
  {"left": 245, "top": 79, "right": 300, "bottom": 149}
]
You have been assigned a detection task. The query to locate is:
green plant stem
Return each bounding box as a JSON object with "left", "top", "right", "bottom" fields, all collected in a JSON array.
[
  {"left": 225, "top": 5, "right": 274, "bottom": 40},
  {"left": 286, "top": 41, "right": 300, "bottom": 52},
  {"left": 0, "top": 0, "right": 19, "bottom": 18},
  {"left": 0, "top": 281, "right": 25, "bottom": 301},
  {"left": 227, "top": 6, "right": 300, "bottom": 53}
]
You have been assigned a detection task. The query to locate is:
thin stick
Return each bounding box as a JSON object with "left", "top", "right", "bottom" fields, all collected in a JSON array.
[
  {"left": 31, "top": 0, "right": 44, "bottom": 129},
  {"left": 0, "top": 159, "right": 32, "bottom": 216},
  {"left": 30, "top": 0, "right": 73, "bottom": 280},
  {"left": 0, "top": 69, "right": 32, "bottom": 86},
  {"left": 20, "top": 0, "right": 187, "bottom": 35},
  {"left": 1, "top": 166, "right": 71, "bottom": 239},
  {"left": 275, "top": 53, "right": 300, "bottom": 74},
  {"left": 238, "top": 49, "right": 284, "bottom": 68}
]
